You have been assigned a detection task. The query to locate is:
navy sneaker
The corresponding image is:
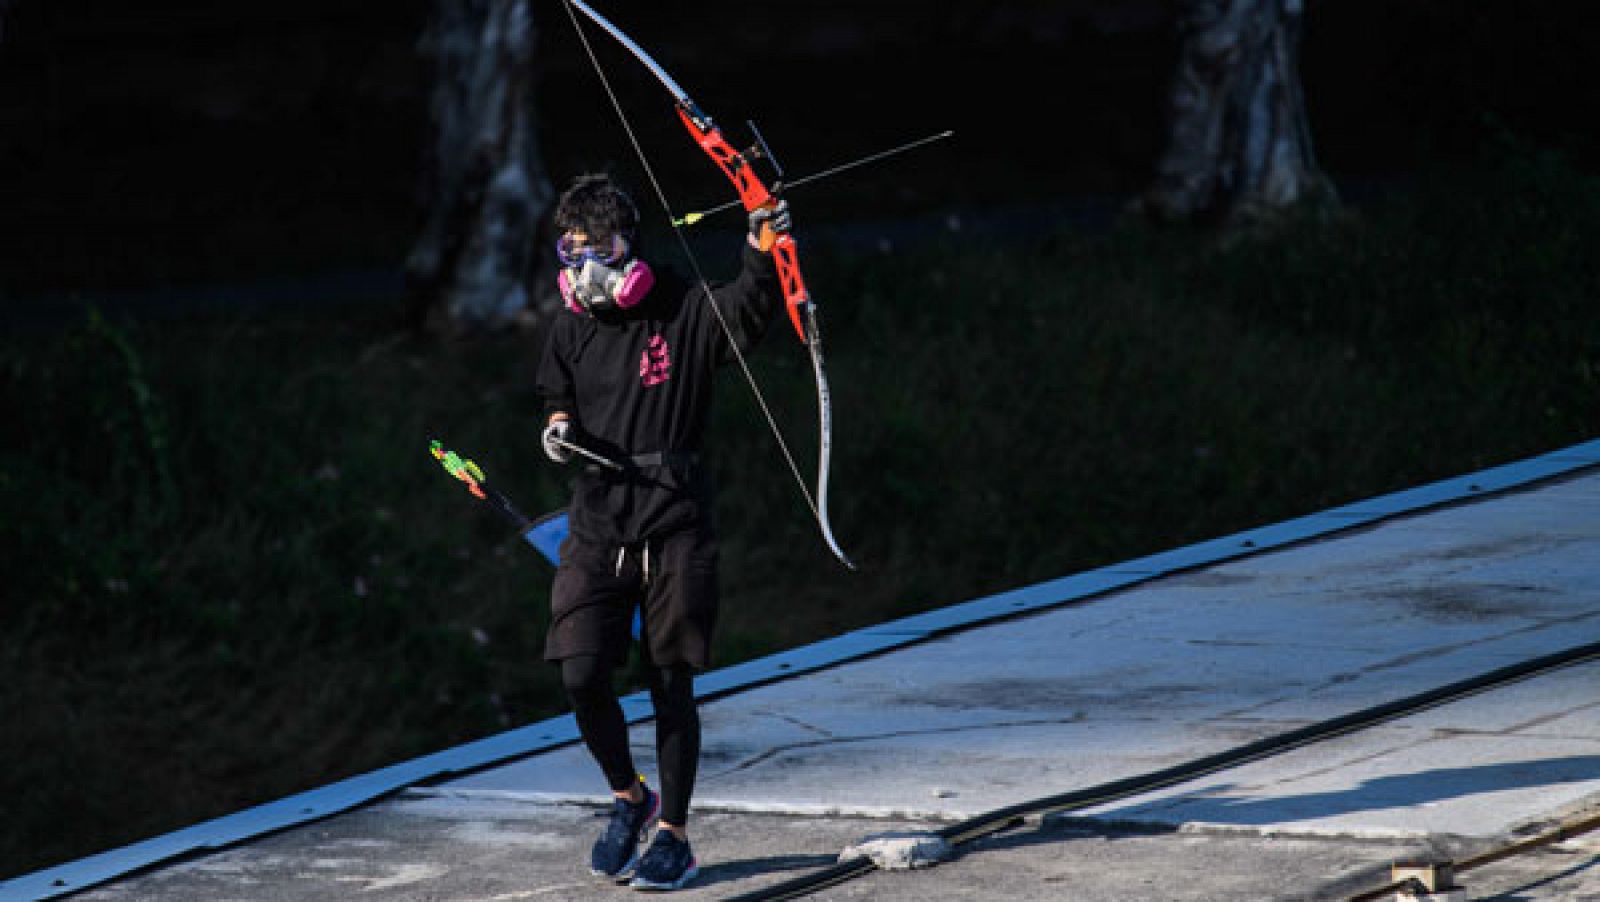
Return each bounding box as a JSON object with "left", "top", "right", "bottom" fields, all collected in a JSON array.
[
  {"left": 589, "top": 784, "right": 660, "bottom": 880},
  {"left": 629, "top": 830, "right": 699, "bottom": 891}
]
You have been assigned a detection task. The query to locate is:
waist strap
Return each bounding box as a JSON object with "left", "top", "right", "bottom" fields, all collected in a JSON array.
[{"left": 628, "top": 451, "right": 700, "bottom": 469}]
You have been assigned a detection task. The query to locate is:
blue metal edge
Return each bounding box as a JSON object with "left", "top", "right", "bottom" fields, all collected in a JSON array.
[{"left": 5, "top": 437, "right": 1597, "bottom": 901}]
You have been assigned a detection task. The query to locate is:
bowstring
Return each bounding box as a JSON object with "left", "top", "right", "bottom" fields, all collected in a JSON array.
[{"left": 559, "top": 0, "right": 823, "bottom": 524}]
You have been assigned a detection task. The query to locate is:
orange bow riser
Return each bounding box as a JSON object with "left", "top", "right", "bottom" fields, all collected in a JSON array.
[{"left": 673, "top": 103, "right": 810, "bottom": 342}]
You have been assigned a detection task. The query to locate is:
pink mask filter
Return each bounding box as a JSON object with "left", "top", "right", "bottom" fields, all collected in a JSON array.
[{"left": 560, "top": 258, "right": 655, "bottom": 314}]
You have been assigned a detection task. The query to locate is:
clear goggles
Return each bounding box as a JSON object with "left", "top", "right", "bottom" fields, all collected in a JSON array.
[{"left": 556, "top": 232, "right": 630, "bottom": 268}]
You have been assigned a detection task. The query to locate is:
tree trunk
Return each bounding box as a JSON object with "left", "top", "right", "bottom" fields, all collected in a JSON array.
[
  {"left": 407, "top": 0, "right": 554, "bottom": 335},
  {"left": 1136, "top": 0, "right": 1337, "bottom": 230}
]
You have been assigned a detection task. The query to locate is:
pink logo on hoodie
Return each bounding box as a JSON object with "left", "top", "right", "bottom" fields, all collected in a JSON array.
[{"left": 640, "top": 334, "right": 672, "bottom": 387}]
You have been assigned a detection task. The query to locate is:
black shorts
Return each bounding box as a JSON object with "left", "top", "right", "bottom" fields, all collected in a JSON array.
[{"left": 544, "top": 526, "right": 720, "bottom": 670}]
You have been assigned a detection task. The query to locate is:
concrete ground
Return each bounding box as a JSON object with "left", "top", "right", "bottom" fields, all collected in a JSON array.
[
  {"left": 64, "top": 792, "right": 1600, "bottom": 900},
  {"left": 41, "top": 466, "right": 1600, "bottom": 901}
]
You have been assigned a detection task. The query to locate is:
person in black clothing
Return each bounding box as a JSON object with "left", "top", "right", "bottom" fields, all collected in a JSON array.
[{"left": 536, "top": 172, "right": 789, "bottom": 891}]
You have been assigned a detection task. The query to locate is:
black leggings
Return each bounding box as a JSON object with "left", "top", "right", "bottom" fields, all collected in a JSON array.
[{"left": 561, "top": 654, "right": 700, "bottom": 826}]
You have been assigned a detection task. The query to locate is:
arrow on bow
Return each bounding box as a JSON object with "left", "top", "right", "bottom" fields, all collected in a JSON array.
[
  {"left": 673, "top": 129, "right": 955, "bottom": 227},
  {"left": 561, "top": 0, "right": 856, "bottom": 569}
]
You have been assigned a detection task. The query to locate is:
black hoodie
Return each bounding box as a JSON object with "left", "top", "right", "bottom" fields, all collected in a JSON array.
[{"left": 537, "top": 243, "right": 784, "bottom": 544}]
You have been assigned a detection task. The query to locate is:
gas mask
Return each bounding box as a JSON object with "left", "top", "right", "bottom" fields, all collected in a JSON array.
[
  {"left": 559, "top": 256, "right": 655, "bottom": 315},
  {"left": 556, "top": 231, "right": 654, "bottom": 315}
]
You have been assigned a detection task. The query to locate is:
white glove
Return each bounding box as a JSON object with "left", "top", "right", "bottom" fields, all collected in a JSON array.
[
  {"left": 748, "top": 199, "right": 792, "bottom": 245},
  {"left": 542, "top": 418, "right": 574, "bottom": 464}
]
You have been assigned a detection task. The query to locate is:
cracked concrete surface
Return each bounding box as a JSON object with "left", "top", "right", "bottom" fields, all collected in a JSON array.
[
  {"left": 42, "top": 467, "right": 1600, "bottom": 900},
  {"left": 445, "top": 471, "right": 1600, "bottom": 836}
]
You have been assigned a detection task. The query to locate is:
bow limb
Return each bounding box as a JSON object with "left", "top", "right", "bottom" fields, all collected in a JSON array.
[
  {"left": 562, "top": 0, "right": 693, "bottom": 104},
  {"left": 805, "top": 303, "right": 855, "bottom": 568}
]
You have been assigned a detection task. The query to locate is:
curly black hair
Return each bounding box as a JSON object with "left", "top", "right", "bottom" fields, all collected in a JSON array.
[{"left": 552, "top": 173, "right": 640, "bottom": 245}]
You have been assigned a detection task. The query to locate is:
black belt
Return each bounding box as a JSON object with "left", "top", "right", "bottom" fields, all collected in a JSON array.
[{"left": 627, "top": 451, "right": 700, "bottom": 469}]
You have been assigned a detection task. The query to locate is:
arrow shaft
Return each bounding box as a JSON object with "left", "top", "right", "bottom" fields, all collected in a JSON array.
[
  {"left": 549, "top": 435, "right": 625, "bottom": 471},
  {"left": 676, "top": 130, "right": 955, "bottom": 225}
]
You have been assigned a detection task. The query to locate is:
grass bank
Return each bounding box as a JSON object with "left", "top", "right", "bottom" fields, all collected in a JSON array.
[{"left": 3, "top": 146, "right": 1597, "bottom": 877}]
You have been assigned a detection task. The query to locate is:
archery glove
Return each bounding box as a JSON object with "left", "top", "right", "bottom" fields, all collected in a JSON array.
[
  {"left": 749, "top": 200, "right": 792, "bottom": 246},
  {"left": 542, "top": 418, "right": 575, "bottom": 464}
]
